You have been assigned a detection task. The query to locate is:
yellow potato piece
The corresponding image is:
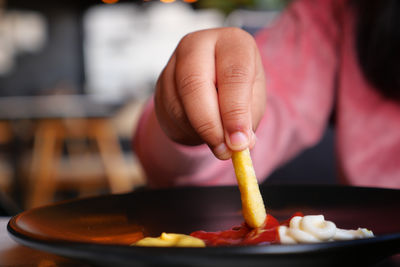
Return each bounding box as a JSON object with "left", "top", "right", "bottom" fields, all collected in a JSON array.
[
  {"left": 232, "top": 148, "right": 267, "bottom": 228},
  {"left": 133, "top": 233, "right": 205, "bottom": 247}
]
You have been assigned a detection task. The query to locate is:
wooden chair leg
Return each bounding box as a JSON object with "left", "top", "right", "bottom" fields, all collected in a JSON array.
[
  {"left": 27, "top": 121, "right": 63, "bottom": 209},
  {"left": 0, "top": 121, "right": 12, "bottom": 143},
  {"left": 0, "top": 122, "right": 13, "bottom": 194},
  {"left": 90, "top": 119, "right": 132, "bottom": 193}
]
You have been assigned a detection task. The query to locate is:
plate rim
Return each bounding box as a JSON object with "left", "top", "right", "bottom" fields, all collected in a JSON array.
[{"left": 6, "top": 185, "right": 400, "bottom": 264}]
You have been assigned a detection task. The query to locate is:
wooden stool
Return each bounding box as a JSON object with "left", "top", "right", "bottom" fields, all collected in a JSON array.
[
  {"left": 0, "top": 122, "right": 13, "bottom": 193},
  {"left": 26, "top": 118, "right": 135, "bottom": 209}
]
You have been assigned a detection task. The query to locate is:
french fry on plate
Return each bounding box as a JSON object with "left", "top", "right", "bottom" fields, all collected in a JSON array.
[{"left": 232, "top": 148, "right": 267, "bottom": 228}]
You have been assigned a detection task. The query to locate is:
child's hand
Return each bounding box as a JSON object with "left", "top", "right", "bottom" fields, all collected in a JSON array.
[{"left": 154, "top": 27, "right": 266, "bottom": 160}]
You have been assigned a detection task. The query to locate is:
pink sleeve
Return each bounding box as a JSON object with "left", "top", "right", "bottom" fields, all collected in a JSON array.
[
  {"left": 134, "top": 0, "right": 341, "bottom": 188},
  {"left": 251, "top": 0, "right": 341, "bottom": 179}
]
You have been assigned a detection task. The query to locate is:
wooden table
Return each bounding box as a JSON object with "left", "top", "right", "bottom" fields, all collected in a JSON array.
[
  {"left": 0, "top": 95, "right": 134, "bottom": 209},
  {"left": 0, "top": 217, "right": 92, "bottom": 266}
]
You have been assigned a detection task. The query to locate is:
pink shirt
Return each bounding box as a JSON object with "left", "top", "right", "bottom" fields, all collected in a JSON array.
[{"left": 134, "top": 0, "right": 400, "bottom": 189}]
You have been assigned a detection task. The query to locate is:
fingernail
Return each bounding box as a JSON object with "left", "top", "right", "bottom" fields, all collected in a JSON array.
[
  {"left": 228, "top": 131, "right": 249, "bottom": 150},
  {"left": 213, "top": 143, "right": 231, "bottom": 160}
]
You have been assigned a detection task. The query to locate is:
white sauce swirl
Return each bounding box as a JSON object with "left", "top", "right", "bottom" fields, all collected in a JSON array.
[{"left": 278, "top": 215, "right": 374, "bottom": 244}]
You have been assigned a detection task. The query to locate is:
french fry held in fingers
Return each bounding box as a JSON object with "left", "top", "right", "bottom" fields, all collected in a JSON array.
[{"left": 232, "top": 148, "right": 267, "bottom": 228}]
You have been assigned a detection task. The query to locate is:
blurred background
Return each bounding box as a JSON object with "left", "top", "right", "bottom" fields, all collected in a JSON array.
[{"left": 0, "top": 0, "right": 335, "bottom": 214}]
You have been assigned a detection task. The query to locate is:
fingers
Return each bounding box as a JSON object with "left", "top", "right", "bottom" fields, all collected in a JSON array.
[
  {"left": 154, "top": 28, "right": 266, "bottom": 160},
  {"left": 175, "top": 31, "right": 231, "bottom": 159},
  {"left": 155, "top": 54, "right": 193, "bottom": 144},
  {"left": 215, "top": 28, "right": 259, "bottom": 151}
]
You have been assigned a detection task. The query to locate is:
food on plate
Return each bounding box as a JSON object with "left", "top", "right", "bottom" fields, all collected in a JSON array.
[
  {"left": 133, "top": 212, "right": 374, "bottom": 247},
  {"left": 231, "top": 149, "right": 266, "bottom": 228},
  {"left": 191, "top": 213, "right": 283, "bottom": 246},
  {"left": 133, "top": 232, "right": 205, "bottom": 247},
  {"left": 190, "top": 212, "right": 373, "bottom": 246},
  {"left": 133, "top": 149, "right": 374, "bottom": 247},
  {"left": 278, "top": 215, "right": 374, "bottom": 244}
]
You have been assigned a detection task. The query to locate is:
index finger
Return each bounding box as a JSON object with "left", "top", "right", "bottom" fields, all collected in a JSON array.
[
  {"left": 175, "top": 30, "right": 231, "bottom": 160},
  {"left": 215, "top": 28, "right": 257, "bottom": 151}
]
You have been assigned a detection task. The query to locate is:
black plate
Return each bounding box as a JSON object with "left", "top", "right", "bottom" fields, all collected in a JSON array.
[{"left": 7, "top": 185, "right": 400, "bottom": 267}]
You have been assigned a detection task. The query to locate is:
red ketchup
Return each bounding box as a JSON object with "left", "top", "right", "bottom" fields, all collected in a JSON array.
[{"left": 190, "top": 212, "right": 304, "bottom": 246}]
